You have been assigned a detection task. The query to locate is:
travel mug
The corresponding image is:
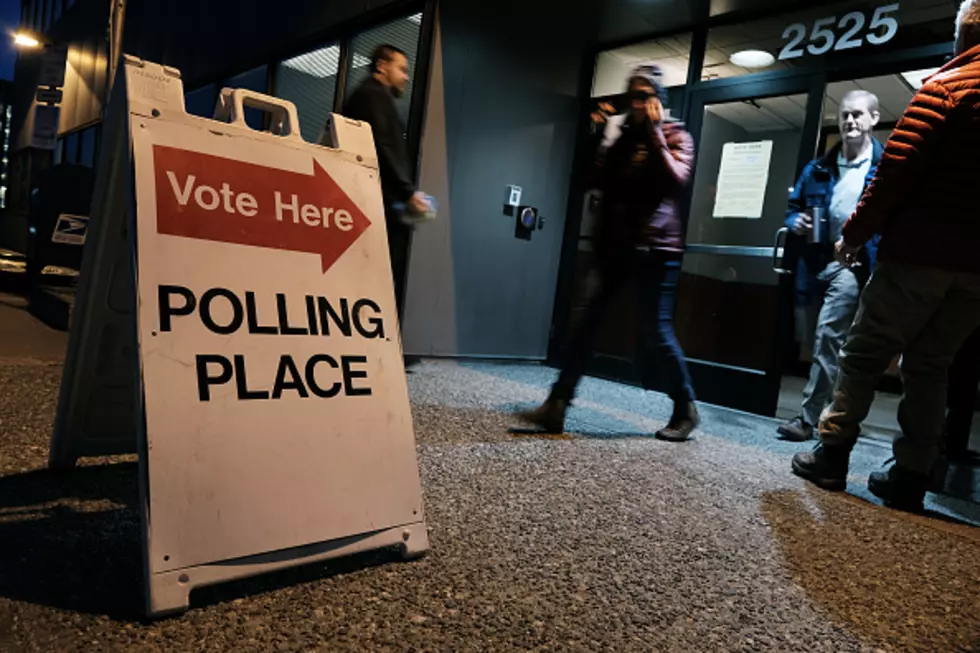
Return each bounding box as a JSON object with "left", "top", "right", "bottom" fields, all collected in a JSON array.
[{"left": 808, "top": 206, "right": 827, "bottom": 245}]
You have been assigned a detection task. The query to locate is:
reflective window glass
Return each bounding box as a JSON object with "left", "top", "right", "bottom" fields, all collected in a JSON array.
[
  {"left": 275, "top": 43, "right": 341, "bottom": 143},
  {"left": 79, "top": 126, "right": 96, "bottom": 168},
  {"left": 345, "top": 13, "right": 423, "bottom": 129},
  {"left": 185, "top": 84, "right": 218, "bottom": 119},
  {"left": 63, "top": 131, "right": 78, "bottom": 164},
  {"left": 592, "top": 33, "right": 693, "bottom": 98}
]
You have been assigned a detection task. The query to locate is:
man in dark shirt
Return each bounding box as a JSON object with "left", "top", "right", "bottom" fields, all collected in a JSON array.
[{"left": 343, "top": 44, "right": 428, "bottom": 361}]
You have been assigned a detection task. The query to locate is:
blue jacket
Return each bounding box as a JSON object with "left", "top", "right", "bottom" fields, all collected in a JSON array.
[{"left": 785, "top": 139, "right": 884, "bottom": 299}]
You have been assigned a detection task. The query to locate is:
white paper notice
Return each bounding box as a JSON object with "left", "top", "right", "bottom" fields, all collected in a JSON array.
[{"left": 712, "top": 140, "right": 773, "bottom": 219}]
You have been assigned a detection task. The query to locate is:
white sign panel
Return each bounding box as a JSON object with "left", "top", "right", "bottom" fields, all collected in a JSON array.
[
  {"left": 35, "top": 87, "right": 63, "bottom": 105},
  {"left": 31, "top": 104, "right": 61, "bottom": 150},
  {"left": 38, "top": 45, "right": 68, "bottom": 88},
  {"left": 131, "top": 103, "right": 426, "bottom": 592},
  {"left": 712, "top": 140, "right": 773, "bottom": 219}
]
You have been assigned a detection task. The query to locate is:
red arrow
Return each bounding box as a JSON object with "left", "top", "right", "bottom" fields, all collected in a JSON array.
[{"left": 152, "top": 145, "right": 372, "bottom": 273}]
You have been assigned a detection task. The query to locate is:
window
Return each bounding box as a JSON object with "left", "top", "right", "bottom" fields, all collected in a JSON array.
[
  {"left": 63, "top": 131, "right": 78, "bottom": 164},
  {"left": 184, "top": 84, "right": 218, "bottom": 119},
  {"left": 592, "top": 33, "right": 693, "bottom": 97},
  {"left": 79, "top": 126, "right": 97, "bottom": 168},
  {"left": 275, "top": 43, "right": 341, "bottom": 143},
  {"left": 345, "top": 14, "right": 423, "bottom": 129},
  {"left": 221, "top": 65, "right": 268, "bottom": 131},
  {"left": 52, "top": 0, "right": 61, "bottom": 25}
]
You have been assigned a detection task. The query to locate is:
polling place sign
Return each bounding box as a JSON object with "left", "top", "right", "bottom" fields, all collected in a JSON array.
[{"left": 51, "top": 57, "right": 427, "bottom": 616}]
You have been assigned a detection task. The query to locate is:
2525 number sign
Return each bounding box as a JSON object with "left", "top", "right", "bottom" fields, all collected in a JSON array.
[{"left": 779, "top": 3, "right": 900, "bottom": 60}]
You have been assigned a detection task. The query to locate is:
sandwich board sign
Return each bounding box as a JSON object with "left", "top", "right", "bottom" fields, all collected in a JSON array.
[{"left": 50, "top": 56, "right": 428, "bottom": 616}]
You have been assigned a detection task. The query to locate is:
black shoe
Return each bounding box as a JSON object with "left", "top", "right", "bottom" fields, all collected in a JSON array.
[
  {"left": 868, "top": 464, "right": 927, "bottom": 512},
  {"left": 792, "top": 443, "right": 850, "bottom": 491},
  {"left": 777, "top": 416, "right": 813, "bottom": 442},
  {"left": 656, "top": 402, "right": 699, "bottom": 442},
  {"left": 516, "top": 398, "right": 568, "bottom": 434}
]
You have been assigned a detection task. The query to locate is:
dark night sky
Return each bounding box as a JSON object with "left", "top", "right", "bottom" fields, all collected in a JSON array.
[{"left": 0, "top": 0, "right": 20, "bottom": 81}]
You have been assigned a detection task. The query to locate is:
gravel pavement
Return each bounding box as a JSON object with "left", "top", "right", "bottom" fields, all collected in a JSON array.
[{"left": 1, "top": 356, "right": 978, "bottom": 652}]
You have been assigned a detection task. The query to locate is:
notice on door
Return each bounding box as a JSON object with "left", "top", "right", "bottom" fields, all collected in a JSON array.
[{"left": 712, "top": 140, "right": 773, "bottom": 219}]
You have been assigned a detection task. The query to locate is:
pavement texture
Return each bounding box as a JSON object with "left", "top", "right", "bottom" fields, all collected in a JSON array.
[{"left": 1, "top": 352, "right": 979, "bottom": 652}]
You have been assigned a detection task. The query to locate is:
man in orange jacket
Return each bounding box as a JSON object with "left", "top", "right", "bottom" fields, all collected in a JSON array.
[{"left": 792, "top": 0, "right": 980, "bottom": 512}]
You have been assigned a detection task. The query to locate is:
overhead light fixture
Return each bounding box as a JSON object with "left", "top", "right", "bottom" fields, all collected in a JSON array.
[
  {"left": 13, "top": 32, "right": 40, "bottom": 48},
  {"left": 729, "top": 50, "right": 775, "bottom": 69}
]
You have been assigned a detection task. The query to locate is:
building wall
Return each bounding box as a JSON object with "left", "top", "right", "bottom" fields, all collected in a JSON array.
[
  {"left": 124, "top": 0, "right": 410, "bottom": 86},
  {"left": 6, "top": 0, "right": 601, "bottom": 362},
  {"left": 402, "top": 0, "right": 598, "bottom": 358}
]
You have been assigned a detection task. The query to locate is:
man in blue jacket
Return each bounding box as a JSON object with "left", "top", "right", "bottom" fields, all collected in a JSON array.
[{"left": 777, "top": 90, "right": 884, "bottom": 441}]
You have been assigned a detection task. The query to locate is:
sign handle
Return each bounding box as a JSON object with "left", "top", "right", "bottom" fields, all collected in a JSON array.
[{"left": 214, "top": 88, "right": 303, "bottom": 142}]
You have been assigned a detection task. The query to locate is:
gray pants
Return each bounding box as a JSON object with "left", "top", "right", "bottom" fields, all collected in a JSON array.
[
  {"left": 801, "top": 264, "right": 862, "bottom": 425},
  {"left": 819, "top": 262, "right": 980, "bottom": 474}
]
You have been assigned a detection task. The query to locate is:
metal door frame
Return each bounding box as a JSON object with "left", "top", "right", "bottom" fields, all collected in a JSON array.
[{"left": 679, "top": 73, "right": 824, "bottom": 416}]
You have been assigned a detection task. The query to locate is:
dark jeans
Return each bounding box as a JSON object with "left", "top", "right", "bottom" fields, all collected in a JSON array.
[
  {"left": 946, "top": 325, "right": 980, "bottom": 456},
  {"left": 553, "top": 248, "right": 695, "bottom": 406},
  {"left": 387, "top": 223, "right": 412, "bottom": 322}
]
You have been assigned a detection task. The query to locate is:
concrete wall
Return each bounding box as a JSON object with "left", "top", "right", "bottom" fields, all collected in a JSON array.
[{"left": 402, "top": 0, "right": 597, "bottom": 358}]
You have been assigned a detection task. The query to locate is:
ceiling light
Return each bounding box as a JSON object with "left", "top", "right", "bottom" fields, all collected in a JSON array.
[{"left": 729, "top": 50, "right": 775, "bottom": 69}]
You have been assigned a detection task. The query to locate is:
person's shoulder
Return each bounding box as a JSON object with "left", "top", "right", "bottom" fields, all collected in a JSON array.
[{"left": 795, "top": 157, "right": 823, "bottom": 183}]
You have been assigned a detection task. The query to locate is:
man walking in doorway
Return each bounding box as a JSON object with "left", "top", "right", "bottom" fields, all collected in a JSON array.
[
  {"left": 517, "top": 63, "right": 699, "bottom": 441},
  {"left": 792, "top": 0, "right": 980, "bottom": 511},
  {"left": 343, "top": 43, "right": 430, "bottom": 368},
  {"left": 777, "top": 90, "right": 884, "bottom": 442}
]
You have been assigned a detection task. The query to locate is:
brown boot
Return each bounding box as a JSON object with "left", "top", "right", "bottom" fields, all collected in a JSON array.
[
  {"left": 516, "top": 398, "right": 568, "bottom": 434},
  {"left": 656, "top": 402, "right": 699, "bottom": 442}
]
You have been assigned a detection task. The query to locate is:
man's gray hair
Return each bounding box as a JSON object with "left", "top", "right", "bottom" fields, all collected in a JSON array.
[
  {"left": 841, "top": 89, "right": 880, "bottom": 114},
  {"left": 956, "top": 0, "right": 980, "bottom": 49}
]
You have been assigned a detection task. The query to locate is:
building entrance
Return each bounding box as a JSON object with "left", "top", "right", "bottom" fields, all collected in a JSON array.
[
  {"left": 551, "top": 0, "right": 956, "bottom": 416},
  {"left": 776, "top": 64, "right": 948, "bottom": 434}
]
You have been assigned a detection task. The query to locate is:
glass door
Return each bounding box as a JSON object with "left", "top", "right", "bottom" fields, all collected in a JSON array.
[
  {"left": 678, "top": 76, "right": 821, "bottom": 415},
  {"left": 552, "top": 86, "right": 689, "bottom": 384}
]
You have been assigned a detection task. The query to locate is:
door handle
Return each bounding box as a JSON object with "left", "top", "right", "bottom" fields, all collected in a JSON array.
[{"left": 773, "top": 227, "right": 793, "bottom": 275}]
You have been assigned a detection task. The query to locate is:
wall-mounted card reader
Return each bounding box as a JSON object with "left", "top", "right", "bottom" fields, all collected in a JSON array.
[
  {"left": 504, "top": 185, "right": 523, "bottom": 216},
  {"left": 515, "top": 206, "right": 541, "bottom": 241}
]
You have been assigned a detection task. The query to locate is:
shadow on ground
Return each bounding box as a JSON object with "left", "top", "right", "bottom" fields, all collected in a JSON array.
[
  {"left": 760, "top": 488, "right": 980, "bottom": 652},
  {"left": 0, "top": 463, "right": 142, "bottom": 620},
  {"left": 0, "top": 463, "right": 403, "bottom": 622}
]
